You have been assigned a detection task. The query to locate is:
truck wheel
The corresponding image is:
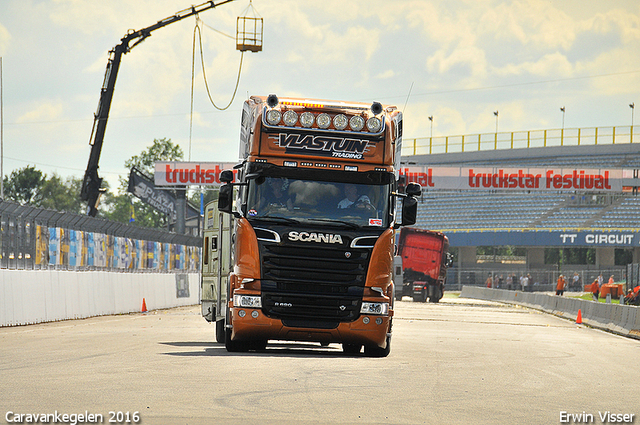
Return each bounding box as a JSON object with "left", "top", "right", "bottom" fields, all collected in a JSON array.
[
  {"left": 429, "top": 286, "right": 443, "bottom": 303},
  {"left": 215, "top": 319, "right": 226, "bottom": 343},
  {"left": 225, "top": 327, "right": 250, "bottom": 352},
  {"left": 249, "top": 340, "right": 268, "bottom": 351},
  {"left": 342, "top": 343, "right": 362, "bottom": 354},
  {"left": 413, "top": 292, "right": 427, "bottom": 302},
  {"left": 364, "top": 336, "right": 391, "bottom": 358},
  {"left": 429, "top": 289, "right": 440, "bottom": 303}
]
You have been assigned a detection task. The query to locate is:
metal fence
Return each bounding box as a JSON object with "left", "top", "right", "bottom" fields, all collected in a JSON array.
[
  {"left": 403, "top": 125, "right": 639, "bottom": 156},
  {"left": 0, "top": 200, "right": 201, "bottom": 272},
  {"left": 626, "top": 263, "right": 640, "bottom": 291},
  {"left": 447, "top": 267, "right": 627, "bottom": 292}
]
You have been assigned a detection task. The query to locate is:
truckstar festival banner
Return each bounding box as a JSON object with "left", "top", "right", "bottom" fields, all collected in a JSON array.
[
  {"left": 155, "top": 162, "right": 238, "bottom": 187},
  {"left": 399, "top": 166, "right": 624, "bottom": 192}
]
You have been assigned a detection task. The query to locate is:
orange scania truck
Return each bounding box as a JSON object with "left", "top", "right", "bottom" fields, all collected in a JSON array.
[{"left": 202, "top": 94, "right": 421, "bottom": 357}]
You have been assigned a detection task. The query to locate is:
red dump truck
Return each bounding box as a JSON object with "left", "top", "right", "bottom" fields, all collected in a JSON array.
[{"left": 396, "top": 227, "right": 451, "bottom": 303}]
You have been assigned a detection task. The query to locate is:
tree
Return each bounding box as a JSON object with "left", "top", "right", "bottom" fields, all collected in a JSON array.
[
  {"left": 2, "top": 166, "right": 84, "bottom": 213},
  {"left": 101, "top": 138, "right": 185, "bottom": 228},
  {"left": 39, "top": 174, "right": 84, "bottom": 213},
  {"left": 3, "top": 165, "right": 45, "bottom": 204},
  {"left": 124, "top": 137, "right": 183, "bottom": 177}
]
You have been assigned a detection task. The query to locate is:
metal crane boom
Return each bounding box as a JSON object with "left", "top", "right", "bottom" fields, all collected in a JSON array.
[{"left": 80, "top": 0, "right": 236, "bottom": 216}]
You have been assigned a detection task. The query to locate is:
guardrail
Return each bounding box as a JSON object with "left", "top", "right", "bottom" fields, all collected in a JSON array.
[
  {"left": 403, "top": 125, "right": 639, "bottom": 156},
  {"left": 0, "top": 201, "right": 204, "bottom": 327},
  {"left": 0, "top": 200, "right": 201, "bottom": 272},
  {"left": 460, "top": 286, "right": 639, "bottom": 340}
]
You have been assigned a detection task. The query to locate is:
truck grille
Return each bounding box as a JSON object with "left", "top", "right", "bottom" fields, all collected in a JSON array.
[{"left": 260, "top": 243, "right": 370, "bottom": 325}]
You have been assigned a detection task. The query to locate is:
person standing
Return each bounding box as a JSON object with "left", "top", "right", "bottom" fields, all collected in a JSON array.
[
  {"left": 485, "top": 273, "right": 493, "bottom": 289},
  {"left": 572, "top": 272, "right": 580, "bottom": 291},
  {"left": 591, "top": 278, "right": 600, "bottom": 301},
  {"left": 556, "top": 274, "right": 567, "bottom": 296}
]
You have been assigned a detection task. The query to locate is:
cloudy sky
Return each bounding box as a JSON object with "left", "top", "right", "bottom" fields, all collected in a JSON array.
[{"left": 1, "top": 0, "right": 639, "bottom": 190}]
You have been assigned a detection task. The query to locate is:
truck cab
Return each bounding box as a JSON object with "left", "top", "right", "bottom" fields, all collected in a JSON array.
[{"left": 205, "top": 95, "right": 421, "bottom": 356}]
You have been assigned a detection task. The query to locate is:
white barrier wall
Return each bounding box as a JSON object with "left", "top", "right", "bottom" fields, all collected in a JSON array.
[
  {"left": 460, "top": 286, "right": 640, "bottom": 340},
  {"left": 0, "top": 270, "right": 200, "bottom": 327}
]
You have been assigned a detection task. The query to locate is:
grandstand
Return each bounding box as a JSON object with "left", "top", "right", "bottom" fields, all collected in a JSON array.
[
  {"left": 401, "top": 130, "right": 640, "bottom": 289},
  {"left": 407, "top": 142, "right": 639, "bottom": 231}
]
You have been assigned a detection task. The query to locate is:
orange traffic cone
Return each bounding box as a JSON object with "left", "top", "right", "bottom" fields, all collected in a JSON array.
[
  {"left": 141, "top": 298, "right": 148, "bottom": 313},
  {"left": 576, "top": 309, "right": 582, "bottom": 324}
]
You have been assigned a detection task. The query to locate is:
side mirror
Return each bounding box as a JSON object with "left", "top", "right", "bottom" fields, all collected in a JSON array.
[
  {"left": 218, "top": 184, "right": 233, "bottom": 214},
  {"left": 220, "top": 170, "right": 234, "bottom": 184},
  {"left": 405, "top": 182, "right": 421, "bottom": 197},
  {"left": 445, "top": 252, "right": 454, "bottom": 268},
  {"left": 401, "top": 196, "right": 418, "bottom": 226}
]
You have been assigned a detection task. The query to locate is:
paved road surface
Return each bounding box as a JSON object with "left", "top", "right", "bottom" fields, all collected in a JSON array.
[{"left": 1, "top": 296, "right": 638, "bottom": 425}]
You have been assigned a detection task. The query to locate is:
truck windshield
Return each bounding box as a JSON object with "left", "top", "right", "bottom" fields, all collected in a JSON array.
[{"left": 246, "top": 177, "right": 391, "bottom": 228}]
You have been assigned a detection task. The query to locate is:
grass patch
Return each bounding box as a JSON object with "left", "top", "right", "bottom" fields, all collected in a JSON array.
[{"left": 568, "top": 293, "right": 623, "bottom": 304}]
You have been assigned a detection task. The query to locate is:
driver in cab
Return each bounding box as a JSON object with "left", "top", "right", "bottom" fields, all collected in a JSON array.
[{"left": 338, "top": 184, "right": 372, "bottom": 209}]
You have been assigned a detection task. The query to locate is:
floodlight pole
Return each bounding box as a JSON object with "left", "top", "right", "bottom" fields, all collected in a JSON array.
[{"left": 560, "top": 106, "right": 565, "bottom": 145}]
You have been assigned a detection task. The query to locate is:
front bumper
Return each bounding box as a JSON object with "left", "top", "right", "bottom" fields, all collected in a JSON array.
[{"left": 229, "top": 306, "right": 391, "bottom": 348}]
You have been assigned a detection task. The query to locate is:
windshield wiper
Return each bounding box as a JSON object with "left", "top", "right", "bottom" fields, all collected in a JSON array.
[
  {"left": 250, "top": 215, "right": 300, "bottom": 225},
  {"left": 304, "top": 218, "right": 360, "bottom": 229}
]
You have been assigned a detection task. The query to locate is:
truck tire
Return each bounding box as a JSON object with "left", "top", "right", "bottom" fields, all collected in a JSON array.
[
  {"left": 215, "top": 319, "right": 226, "bottom": 343},
  {"left": 342, "top": 343, "right": 362, "bottom": 354},
  {"left": 429, "top": 286, "right": 443, "bottom": 303},
  {"left": 364, "top": 336, "right": 391, "bottom": 358},
  {"left": 224, "top": 326, "right": 250, "bottom": 352}
]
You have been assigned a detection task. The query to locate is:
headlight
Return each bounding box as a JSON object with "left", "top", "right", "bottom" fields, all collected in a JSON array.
[
  {"left": 266, "top": 109, "right": 281, "bottom": 125},
  {"left": 333, "top": 114, "right": 348, "bottom": 130},
  {"left": 366, "top": 117, "right": 382, "bottom": 132},
  {"left": 360, "top": 302, "right": 389, "bottom": 315},
  {"left": 283, "top": 110, "right": 298, "bottom": 126},
  {"left": 349, "top": 115, "right": 365, "bottom": 131},
  {"left": 234, "top": 294, "right": 262, "bottom": 308},
  {"left": 300, "top": 112, "right": 315, "bottom": 127},
  {"left": 317, "top": 113, "right": 331, "bottom": 129}
]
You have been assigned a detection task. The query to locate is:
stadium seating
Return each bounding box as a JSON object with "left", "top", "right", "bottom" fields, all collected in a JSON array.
[{"left": 410, "top": 143, "right": 640, "bottom": 232}]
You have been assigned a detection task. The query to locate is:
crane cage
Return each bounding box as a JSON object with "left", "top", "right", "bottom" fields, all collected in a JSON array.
[
  {"left": 236, "top": 1, "right": 263, "bottom": 52},
  {"left": 0, "top": 200, "right": 201, "bottom": 272}
]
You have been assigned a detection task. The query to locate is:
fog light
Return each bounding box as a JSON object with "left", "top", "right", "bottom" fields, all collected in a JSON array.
[
  {"left": 283, "top": 110, "right": 298, "bottom": 126},
  {"left": 251, "top": 310, "right": 259, "bottom": 318},
  {"left": 300, "top": 112, "right": 315, "bottom": 127},
  {"left": 367, "top": 116, "right": 382, "bottom": 132},
  {"left": 349, "top": 115, "right": 365, "bottom": 131},
  {"left": 266, "top": 109, "right": 281, "bottom": 125},
  {"left": 238, "top": 310, "right": 246, "bottom": 318},
  {"left": 362, "top": 316, "right": 370, "bottom": 324},
  {"left": 317, "top": 113, "right": 331, "bottom": 129},
  {"left": 333, "top": 114, "right": 348, "bottom": 130},
  {"left": 376, "top": 317, "right": 383, "bottom": 325}
]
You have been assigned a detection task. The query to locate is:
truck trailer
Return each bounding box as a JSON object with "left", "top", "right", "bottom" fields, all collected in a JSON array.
[
  {"left": 201, "top": 94, "right": 421, "bottom": 357},
  {"left": 396, "top": 227, "right": 451, "bottom": 303}
]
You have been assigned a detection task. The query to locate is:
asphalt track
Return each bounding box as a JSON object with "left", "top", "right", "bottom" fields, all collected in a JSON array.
[{"left": 1, "top": 296, "right": 638, "bottom": 425}]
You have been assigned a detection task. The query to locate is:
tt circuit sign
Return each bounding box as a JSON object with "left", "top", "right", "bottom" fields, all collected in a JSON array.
[
  {"left": 558, "top": 232, "right": 637, "bottom": 247},
  {"left": 399, "top": 166, "right": 625, "bottom": 192},
  {"left": 447, "top": 231, "right": 640, "bottom": 248}
]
